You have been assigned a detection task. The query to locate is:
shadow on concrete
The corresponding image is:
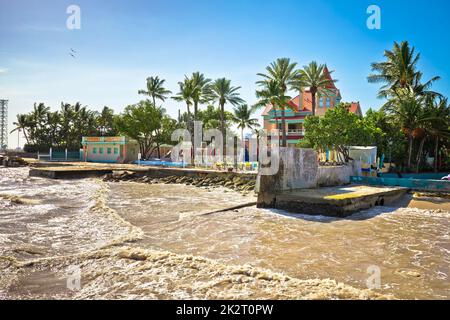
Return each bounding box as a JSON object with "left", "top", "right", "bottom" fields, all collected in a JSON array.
[{"left": 262, "top": 205, "right": 400, "bottom": 223}]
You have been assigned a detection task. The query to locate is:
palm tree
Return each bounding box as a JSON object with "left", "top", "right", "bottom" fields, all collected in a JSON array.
[
  {"left": 382, "top": 88, "right": 428, "bottom": 169},
  {"left": 189, "top": 72, "right": 212, "bottom": 121},
  {"left": 427, "top": 98, "right": 450, "bottom": 172},
  {"left": 97, "top": 106, "right": 117, "bottom": 136},
  {"left": 60, "top": 103, "right": 74, "bottom": 148},
  {"left": 172, "top": 78, "right": 195, "bottom": 130},
  {"left": 256, "top": 58, "right": 300, "bottom": 146},
  {"left": 254, "top": 79, "right": 291, "bottom": 146},
  {"left": 30, "top": 103, "right": 50, "bottom": 146},
  {"left": 368, "top": 41, "right": 440, "bottom": 99},
  {"left": 210, "top": 78, "right": 244, "bottom": 156},
  {"left": 10, "top": 114, "right": 31, "bottom": 144},
  {"left": 45, "top": 111, "right": 61, "bottom": 148},
  {"left": 299, "top": 61, "right": 336, "bottom": 116},
  {"left": 231, "top": 104, "right": 260, "bottom": 159},
  {"left": 138, "top": 76, "right": 172, "bottom": 106},
  {"left": 368, "top": 41, "right": 419, "bottom": 97}
]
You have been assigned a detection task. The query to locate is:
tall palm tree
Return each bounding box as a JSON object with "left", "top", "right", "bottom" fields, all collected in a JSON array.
[
  {"left": 97, "top": 106, "right": 117, "bottom": 136},
  {"left": 368, "top": 41, "right": 419, "bottom": 97},
  {"left": 299, "top": 61, "right": 336, "bottom": 116},
  {"left": 30, "top": 103, "right": 50, "bottom": 146},
  {"left": 138, "top": 76, "right": 172, "bottom": 106},
  {"left": 189, "top": 72, "right": 212, "bottom": 121},
  {"left": 10, "top": 114, "right": 31, "bottom": 144},
  {"left": 254, "top": 79, "right": 291, "bottom": 146},
  {"left": 231, "top": 104, "right": 260, "bottom": 155},
  {"left": 172, "top": 78, "right": 195, "bottom": 126},
  {"left": 410, "top": 71, "right": 442, "bottom": 98},
  {"left": 45, "top": 111, "right": 61, "bottom": 148},
  {"left": 426, "top": 98, "right": 450, "bottom": 172},
  {"left": 382, "top": 88, "right": 428, "bottom": 169},
  {"left": 210, "top": 78, "right": 244, "bottom": 157},
  {"left": 256, "top": 58, "right": 300, "bottom": 147},
  {"left": 60, "top": 103, "right": 73, "bottom": 148},
  {"left": 368, "top": 41, "right": 440, "bottom": 99}
]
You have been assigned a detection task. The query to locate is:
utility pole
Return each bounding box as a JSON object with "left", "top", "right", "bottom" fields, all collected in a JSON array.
[
  {"left": 0, "top": 100, "right": 8, "bottom": 150},
  {"left": 17, "top": 128, "right": 21, "bottom": 149}
]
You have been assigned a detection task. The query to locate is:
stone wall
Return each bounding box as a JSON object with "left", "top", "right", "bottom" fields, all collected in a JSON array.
[
  {"left": 256, "top": 147, "right": 355, "bottom": 193},
  {"left": 317, "top": 164, "right": 355, "bottom": 187}
]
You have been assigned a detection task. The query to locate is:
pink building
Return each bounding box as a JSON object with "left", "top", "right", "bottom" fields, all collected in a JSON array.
[{"left": 262, "top": 66, "right": 362, "bottom": 146}]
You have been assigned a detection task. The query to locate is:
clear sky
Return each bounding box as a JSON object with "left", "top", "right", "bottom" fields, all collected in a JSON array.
[{"left": 1, "top": 0, "right": 450, "bottom": 148}]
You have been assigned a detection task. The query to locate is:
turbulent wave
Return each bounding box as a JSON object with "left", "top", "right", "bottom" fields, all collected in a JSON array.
[
  {"left": 2, "top": 246, "right": 388, "bottom": 300},
  {"left": 1, "top": 167, "right": 449, "bottom": 299}
]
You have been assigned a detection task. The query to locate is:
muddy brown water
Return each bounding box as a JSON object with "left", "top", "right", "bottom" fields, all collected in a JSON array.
[{"left": 1, "top": 167, "right": 449, "bottom": 299}]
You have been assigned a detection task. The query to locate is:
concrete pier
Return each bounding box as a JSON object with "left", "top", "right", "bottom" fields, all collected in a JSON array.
[
  {"left": 28, "top": 163, "right": 257, "bottom": 182},
  {"left": 257, "top": 185, "right": 409, "bottom": 217},
  {"left": 256, "top": 147, "right": 408, "bottom": 216}
]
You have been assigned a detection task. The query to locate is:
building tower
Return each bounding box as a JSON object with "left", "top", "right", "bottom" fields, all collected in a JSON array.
[{"left": 0, "top": 100, "right": 8, "bottom": 150}]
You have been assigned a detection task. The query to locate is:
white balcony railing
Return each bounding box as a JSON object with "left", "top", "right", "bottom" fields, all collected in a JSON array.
[
  {"left": 278, "top": 129, "right": 305, "bottom": 136},
  {"left": 288, "top": 129, "right": 305, "bottom": 135}
]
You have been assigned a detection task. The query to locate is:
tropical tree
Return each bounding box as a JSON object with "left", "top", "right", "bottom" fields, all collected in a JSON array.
[
  {"left": 152, "top": 115, "right": 178, "bottom": 158},
  {"left": 382, "top": 88, "right": 428, "bottom": 169},
  {"left": 17, "top": 102, "right": 120, "bottom": 152},
  {"left": 367, "top": 41, "right": 440, "bottom": 99},
  {"left": 424, "top": 98, "right": 450, "bottom": 172},
  {"left": 256, "top": 58, "right": 300, "bottom": 146},
  {"left": 368, "top": 41, "right": 448, "bottom": 172},
  {"left": 298, "top": 61, "right": 336, "bottom": 116},
  {"left": 29, "top": 103, "right": 50, "bottom": 145},
  {"left": 254, "top": 79, "right": 291, "bottom": 146},
  {"left": 195, "top": 105, "right": 233, "bottom": 130},
  {"left": 138, "top": 76, "right": 172, "bottom": 106},
  {"left": 364, "top": 108, "right": 406, "bottom": 165},
  {"left": 189, "top": 72, "right": 212, "bottom": 121},
  {"left": 172, "top": 78, "right": 195, "bottom": 130},
  {"left": 45, "top": 111, "right": 62, "bottom": 147},
  {"left": 209, "top": 78, "right": 244, "bottom": 155},
  {"left": 97, "top": 106, "right": 118, "bottom": 136},
  {"left": 10, "top": 114, "right": 32, "bottom": 144},
  {"left": 115, "top": 100, "right": 167, "bottom": 158},
  {"left": 231, "top": 104, "right": 260, "bottom": 152},
  {"left": 302, "top": 104, "right": 381, "bottom": 162}
]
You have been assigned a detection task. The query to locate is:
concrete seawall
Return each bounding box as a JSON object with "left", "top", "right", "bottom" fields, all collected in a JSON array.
[
  {"left": 29, "top": 165, "right": 257, "bottom": 183},
  {"left": 256, "top": 147, "right": 408, "bottom": 217}
]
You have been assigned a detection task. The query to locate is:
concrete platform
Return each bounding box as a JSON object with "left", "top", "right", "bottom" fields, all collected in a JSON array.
[
  {"left": 257, "top": 185, "right": 409, "bottom": 217},
  {"left": 28, "top": 163, "right": 256, "bottom": 181},
  {"left": 29, "top": 167, "right": 117, "bottom": 179}
]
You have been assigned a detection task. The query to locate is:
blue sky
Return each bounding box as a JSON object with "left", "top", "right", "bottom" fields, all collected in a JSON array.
[{"left": 1, "top": 0, "right": 449, "bottom": 148}]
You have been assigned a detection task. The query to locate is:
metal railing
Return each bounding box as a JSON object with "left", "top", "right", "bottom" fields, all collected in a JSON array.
[{"left": 278, "top": 129, "right": 305, "bottom": 135}]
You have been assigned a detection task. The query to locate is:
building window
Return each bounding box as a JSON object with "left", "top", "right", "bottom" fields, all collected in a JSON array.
[
  {"left": 99, "top": 148, "right": 104, "bottom": 154},
  {"left": 93, "top": 147, "right": 97, "bottom": 154},
  {"left": 107, "top": 148, "right": 112, "bottom": 154},
  {"left": 336, "top": 98, "right": 341, "bottom": 105},
  {"left": 326, "top": 97, "right": 331, "bottom": 107},
  {"left": 114, "top": 148, "right": 119, "bottom": 155},
  {"left": 319, "top": 97, "right": 324, "bottom": 108}
]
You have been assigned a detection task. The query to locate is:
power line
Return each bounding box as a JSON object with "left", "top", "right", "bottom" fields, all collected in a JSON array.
[{"left": 0, "top": 100, "right": 8, "bottom": 150}]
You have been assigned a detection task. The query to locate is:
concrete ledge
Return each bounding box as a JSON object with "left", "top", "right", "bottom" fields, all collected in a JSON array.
[
  {"left": 28, "top": 165, "right": 257, "bottom": 182},
  {"left": 257, "top": 185, "right": 409, "bottom": 217},
  {"left": 351, "top": 176, "right": 450, "bottom": 192},
  {"left": 29, "top": 168, "right": 114, "bottom": 179}
]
